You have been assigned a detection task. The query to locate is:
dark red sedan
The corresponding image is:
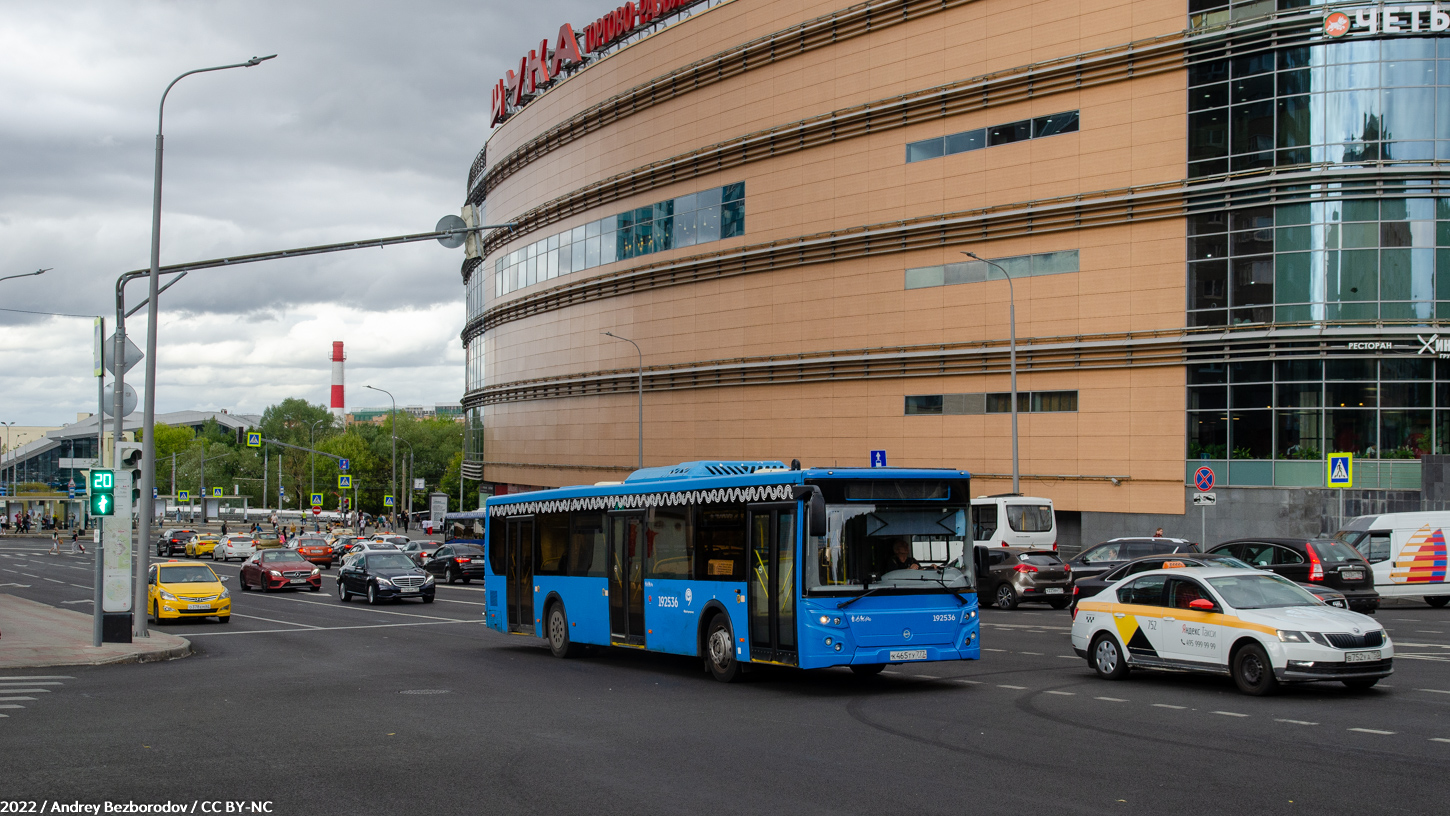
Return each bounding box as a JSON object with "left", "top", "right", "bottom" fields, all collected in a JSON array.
[{"left": 239, "top": 549, "right": 322, "bottom": 592}]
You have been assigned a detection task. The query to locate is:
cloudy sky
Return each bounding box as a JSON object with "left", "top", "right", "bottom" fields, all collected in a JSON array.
[{"left": 0, "top": 0, "right": 596, "bottom": 426}]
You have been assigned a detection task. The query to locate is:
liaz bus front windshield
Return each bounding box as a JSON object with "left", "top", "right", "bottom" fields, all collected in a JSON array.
[{"left": 806, "top": 503, "right": 973, "bottom": 596}]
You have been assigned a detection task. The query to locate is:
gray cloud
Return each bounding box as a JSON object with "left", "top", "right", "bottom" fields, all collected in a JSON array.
[{"left": 0, "top": 0, "right": 601, "bottom": 423}]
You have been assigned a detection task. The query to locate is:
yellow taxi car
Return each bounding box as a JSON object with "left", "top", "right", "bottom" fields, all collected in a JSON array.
[
  {"left": 146, "top": 560, "right": 231, "bottom": 623},
  {"left": 185, "top": 534, "right": 221, "bottom": 558}
]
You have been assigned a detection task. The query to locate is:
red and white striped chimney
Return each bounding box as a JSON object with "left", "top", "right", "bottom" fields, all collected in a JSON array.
[{"left": 330, "top": 341, "right": 346, "bottom": 422}]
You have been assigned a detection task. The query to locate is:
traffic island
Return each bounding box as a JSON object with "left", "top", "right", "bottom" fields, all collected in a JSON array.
[{"left": 0, "top": 594, "right": 190, "bottom": 669}]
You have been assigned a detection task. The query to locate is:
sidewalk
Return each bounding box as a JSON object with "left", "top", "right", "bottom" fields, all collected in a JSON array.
[{"left": 0, "top": 594, "right": 191, "bottom": 669}]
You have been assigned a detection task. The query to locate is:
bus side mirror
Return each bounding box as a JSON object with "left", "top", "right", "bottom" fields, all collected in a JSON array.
[{"left": 792, "top": 485, "right": 827, "bottom": 537}]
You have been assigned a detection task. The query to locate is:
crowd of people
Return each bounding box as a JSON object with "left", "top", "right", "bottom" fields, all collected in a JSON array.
[{"left": 1, "top": 510, "right": 79, "bottom": 536}]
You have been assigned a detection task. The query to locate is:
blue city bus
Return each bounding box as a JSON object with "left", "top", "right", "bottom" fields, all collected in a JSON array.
[{"left": 447, "top": 460, "right": 980, "bottom": 681}]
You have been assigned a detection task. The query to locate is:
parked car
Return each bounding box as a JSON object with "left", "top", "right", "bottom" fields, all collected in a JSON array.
[
  {"left": 1069, "top": 552, "right": 1351, "bottom": 616},
  {"left": 212, "top": 535, "right": 257, "bottom": 562},
  {"left": 421, "top": 543, "right": 488, "bottom": 584},
  {"left": 145, "top": 560, "right": 230, "bottom": 624},
  {"left": 1072, "top": 567, "right": 1393, "bottom": 695},
  {"left": 978, "top": 547, "right": 1070, "bottom": 609},
  {"left": 293, "top": 535, "right": 334, "bottom": 568},
  {"left": 184, "top": 534, "right": 220, "bottom": 559},
  {"left": 254, "top": 535, "right": 285, "bottom": 550},
  {"left": 1206, "top": 538, "right": 1380, "bottom": 613},
  {"left": 336, "top": 550, "right": 435, "bottom": 604},
  {"left": 1066, "top": 537, "right": 1199, "bottom": 584},
  {"left": 1330, "top": 512, "right": 1450, "bottom": 608},
  {"left": 156, "top": 528, "right": 197, "bottom": 557},
  {"left": 239, "top": 549, "right": 322, "bottom": 592}
]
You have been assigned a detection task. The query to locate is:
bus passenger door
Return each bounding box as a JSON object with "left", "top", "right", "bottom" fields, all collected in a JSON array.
[
  {"left": 506, "top": 517, "right": 534, "bottom": 633},
  {"left": 747, "top": 503, "right": 798, "bottom": 666},
  {"left": 609, "top": 513, "right": 646, "bottom": 645}
]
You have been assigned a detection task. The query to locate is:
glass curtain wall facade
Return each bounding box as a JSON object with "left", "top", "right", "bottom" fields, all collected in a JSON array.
[{"left": 1185, "top": 7, "right": 1450, "bottom": 487}]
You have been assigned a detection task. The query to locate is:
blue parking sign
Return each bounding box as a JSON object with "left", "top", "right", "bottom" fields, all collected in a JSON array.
[{"left": 870, "top": 450, "right": 887, "bottom": 468}]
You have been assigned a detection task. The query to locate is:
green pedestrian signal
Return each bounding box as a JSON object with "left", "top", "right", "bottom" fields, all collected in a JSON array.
[
  {"left": 90, "top": 493, "right": 114, "bottom": 516},
  {"left": 90, "top": 469, "right": 114, "bottom": 494}
]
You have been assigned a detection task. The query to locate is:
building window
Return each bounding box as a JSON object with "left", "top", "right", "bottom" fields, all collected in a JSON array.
[
  {"left": 905, "top": 112, "right": 1079, "bottom": 164},
  {"left": 1187, "top": 198, "right": 1450, "bottom": 328},
  {"left": 490, "top": 182, "right": 744, "bottom": 298},
  {"left": 905, "top": 391, "right": 1078, "bottom": 415},
  {"left": 1187, "top": 357, "right": 1450, "bottom": 461},
  {"left": 905, "top": 250, "right": 1078, "bottom": 290}
]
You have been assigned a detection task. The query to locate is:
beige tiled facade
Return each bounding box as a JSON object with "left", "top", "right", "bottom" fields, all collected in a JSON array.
[{"left": 466, "top": 0, "right": 1194, "bottom": 517}]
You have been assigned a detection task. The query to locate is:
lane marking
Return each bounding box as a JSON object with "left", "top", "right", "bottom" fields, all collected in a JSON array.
[
  {"left": 1212, "top": 711, "right": 1250, "bottom": 718},
  {"left": 228, "top": 613, "right": 322, "bottom": 629},
  {"left": 1276, "top": 719, "right": 1319, "bottom": 726},
  {"left": 997, "top": 684, "right": 1028, "bottom": 690},
  {"left": 261, "top": 595, "right": 463, "bottom": 622},
  {"left": 0, "top": 697, "right": 39, "bottom": 702},
  {"left": 43, "top": 578, "right": 63, "bottom": 584},
  {"left": 1416, "top": 688, "right": 1450, "bottom": 694},
  {"left": 1019, "top": 651, "right": 1043, "bottom": 656},
  {"left": 0, "top": 689, "right": 51, "bottom": 694},
  {"left": 1154, "top": 704, "right": 1187, "bottom": 710},
  {"left": 952, "top": 679, "right": 981, "bottom": 685},
  {"left": 0, "top": 681, "right": 63, "bottom": 686},
  {"left": 1431, "top": 738, "right": 1450, "bottom": 744},
  {"left": 433, "top": 598, "right": 488, "bottom": 607},
  {"left": 0, "top": 676, "right": 72, "bottom": 680},
  {"left": 984, "top": 648, "right": 1006, "bottom": 653},
  {"left": 1349, "top": 728, "right": 1396, "bottom": 735},
  {"left": 1045, "top": 690, "right": 1075, "bottom": 696},
  {"left": 19, "top": 573, "right": 37, "bottom": 578},
  {"left": 185, "top": 619, "right": 490, "bottom": 637},
  {"left": 60, "top": 600, "right": 91, "bottom": 605},
  {"left": 1057, "top": 655, "right": 1078, "bottom": 659},
  {"left": 1095, "top": 697, "right": 1128, "bottom": 702}
]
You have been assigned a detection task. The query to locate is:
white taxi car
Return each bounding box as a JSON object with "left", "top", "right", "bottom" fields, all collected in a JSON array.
[
  {"left": 1071, "top": 567, "right": 1392, "bottom": 695},
  {"left": 211, "top": 534, "right": 258, "bottom": 562}
]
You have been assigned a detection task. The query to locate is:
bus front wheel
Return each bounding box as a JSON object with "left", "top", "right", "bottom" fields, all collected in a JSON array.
[
  {"left": 547, "top": 603, "right": 581, "bottom": 658},
  {"left": 704, "top": 615, "right": 743, "bottom": 683}
]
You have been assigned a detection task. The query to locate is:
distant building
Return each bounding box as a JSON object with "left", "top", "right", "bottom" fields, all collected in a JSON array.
[
  {"left": 345, "top": 404, "right": 464, "bottom": 425},
  {"left": 0, "top": 426, "right": 60, "bottom": 456}
]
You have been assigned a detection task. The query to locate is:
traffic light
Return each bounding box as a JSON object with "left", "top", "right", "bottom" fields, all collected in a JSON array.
[
  {"left": 341, "top": 497, "right": 350, "bottom": 511},
  {"left": 90, "top": 469, "right": 115, "bottom": 516},
  {"left": 121, "top": 446, "right": 143, "bottom": 506}
]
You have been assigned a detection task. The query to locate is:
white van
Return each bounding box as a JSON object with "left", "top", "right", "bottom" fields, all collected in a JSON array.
[
  {"left": 1332, "top": 512, "right": 1450, "bottom": 607},
  {"left": 971, "top": 494, "right": 1057, "bottom": 551}
]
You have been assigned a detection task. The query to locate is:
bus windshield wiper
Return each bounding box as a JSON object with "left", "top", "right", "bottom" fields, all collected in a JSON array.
[{"left": 837, "top": 585, "right": 885, "bottom": 610}]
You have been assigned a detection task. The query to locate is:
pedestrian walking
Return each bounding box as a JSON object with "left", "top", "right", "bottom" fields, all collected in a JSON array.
[
  {"left": 70, "top": 527, "right": 85, "bottom": 554},
  {"left": 49, "top": 531, "right": 61, "bottom": 555}
]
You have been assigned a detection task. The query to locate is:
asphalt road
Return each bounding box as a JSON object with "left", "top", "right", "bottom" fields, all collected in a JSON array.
[{"left": 1, "top": 536, "right": 1449, "bottom": 815}]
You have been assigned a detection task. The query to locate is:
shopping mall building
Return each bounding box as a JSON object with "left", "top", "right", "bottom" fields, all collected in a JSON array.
[{"left": 457, "top": 0, "right": 1450, "bottom": 546}]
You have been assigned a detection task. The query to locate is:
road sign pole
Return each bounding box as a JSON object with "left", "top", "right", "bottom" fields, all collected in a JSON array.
[{"left": 1202, "top": 502, "right": 1206, "bottom": 547}]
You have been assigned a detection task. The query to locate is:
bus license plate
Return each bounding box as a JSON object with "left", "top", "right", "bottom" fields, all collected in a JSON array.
[
  {"left": 1345, "top": 650, "right": 1380, "bottom": 663},
  {"left": 1341, "top": 570, "right": 1363, "bottom": 580},
  {"left": 889, "top": 650, "right": 927, "bottom": 661},
  {"left": 187, "top": 604, "right": 210, "bottom": 610},
  {"left": 1044, "top": 588, "right": 1063, "bottom": 595}
]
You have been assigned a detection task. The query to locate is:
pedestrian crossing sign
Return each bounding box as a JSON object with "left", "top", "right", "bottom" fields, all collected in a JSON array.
[
  {"left": 1327, "top": 453, "right": 1353, "bottom": 488},
  {"left": 310, "top": 493, "right": 323, "bottom": 507},
  {"left": 179, "top": 490, "right": 189, "bottom": 501},
  {"left": 246, "top": 432, "right": 261, "bottom": 448},
  {"left": 212, "top": 487, "right": 223, "bottom": 498},
  {"left": 338, "top": 475, "right": 352, "bottom": 489}
]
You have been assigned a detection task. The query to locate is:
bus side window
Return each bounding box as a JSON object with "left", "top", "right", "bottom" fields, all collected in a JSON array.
[
  {"left": 487, "top": 516, "right": 507, "bottom": 575},
  {"left": 1360, "top": 531, "right": 1392, "bottom": 564},
  {"left": 568, "top": 512, "right": 607, "bottom": 578},
  {"left": 536, "top": 513, "right": 569, "bottom": 575},
  {"left": 648, "top": 506, "right": 691, "bottom": 579},
  {"left": 972, "top": 505, "right": 998, "bottom": 541},
  {"left": 695, "top": 505, "right": 745, "bottom": 580}
]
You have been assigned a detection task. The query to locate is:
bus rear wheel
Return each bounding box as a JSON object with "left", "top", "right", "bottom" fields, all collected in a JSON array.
[
  {"left": 704, "top": 615, "right": 743, "bottom": 683},
  {"left": 547, "top": 603, "right": 580, "bottom": 658},
  {"left": 849, "top": 663, "right": 886, "bottom": 677}
]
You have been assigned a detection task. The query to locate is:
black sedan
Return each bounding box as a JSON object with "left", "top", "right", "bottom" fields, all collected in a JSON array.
[
  {"left": 1205, "top": 537, "right": 1380, "bottom": 613},
  {"left": 421, "top": 543, "right": 487, "bottom": 584},
  {"left": 336, "top": 551, "right": 436, "bottom": 604},
  {"left": 1066, "top": 537, "right": 1199, "bottom": 584},
  {"left": 1066, "top": 552, "right": 1350, "bottom": 615}
]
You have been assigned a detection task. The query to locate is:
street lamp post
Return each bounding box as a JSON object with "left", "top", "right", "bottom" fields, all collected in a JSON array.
[
  {"left": 964, "top": 251, "right": 1019, "bottom": 494},
  {"left": 365, "top": 385, "right": 397, "bottom": 528},
  {"left": 308, "top": 419, "right": 327, "bottom": 495},
  {"left": 134, "top": 54, "right": 276, "bottom": 639},
  {"left": 1, "top": 422, "right": 13, "bottom": 507},
  {"left": 397, "top": 439, "right": 414, "bottom": 531},
  {"left": 602, "top": 332, "right": 644, "bottom": 469},
  {"left": 0, "top": 268, "right": 50, "bottom": 285}
]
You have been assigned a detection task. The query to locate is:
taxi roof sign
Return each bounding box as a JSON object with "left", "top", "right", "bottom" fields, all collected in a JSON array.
[{"left": 1327, "top": 453, "right": 1353, "bottom": 488}]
